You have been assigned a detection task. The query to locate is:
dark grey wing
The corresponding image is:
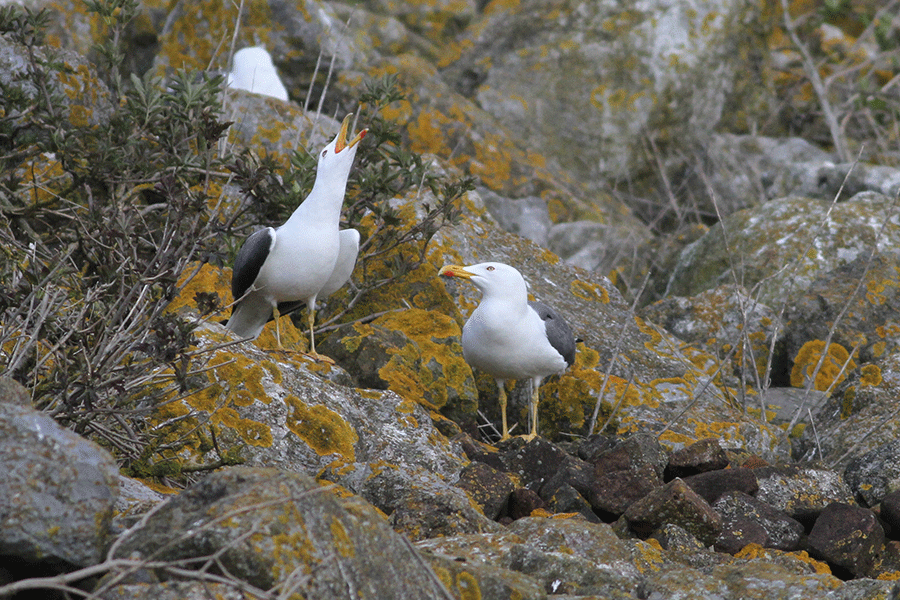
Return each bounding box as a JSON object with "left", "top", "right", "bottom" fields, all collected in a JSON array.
[
  {"left": 231, "top": 227, "right": 274, "bottom": 300},
  {"left": 529, "top": 300, "right": 576, "bottom": 367}
]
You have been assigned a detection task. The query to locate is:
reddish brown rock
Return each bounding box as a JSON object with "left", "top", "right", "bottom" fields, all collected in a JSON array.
[
  {"left": 623, "top": 478, "right": 722, "bottom": 546},
  {"left": 666, "top": 438, "right": 730, "bottom": 480},
  {"left": 457, "top": 462, "right": 516, "bottom": 521},
  {"left": 508, "top": 488, "right": 547, "bottom": 521},
  {"left": 808, "top": 502, "right": 885, "bottom": 579},
  {"left": 683, "top": 467, "right": 759, "bottom": 505}
]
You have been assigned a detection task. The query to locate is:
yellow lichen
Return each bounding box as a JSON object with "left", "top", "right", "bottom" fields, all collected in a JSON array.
[
  {"left": 569, "top": 279, "right": 610, "bottom": 304},
  {"left": 860, "top": 364, "right": 882, "bottom": 387},
  {"left": 330, "top": 517, "right": 354, "bottom": 558},
  {"left": 790, "top": 340, "right": 857, "bottom": 391},
  {"left": 213, "top": 407, "right": 273, "bottom": 447},
  {"left": 284, "top": 395, "right": 357, "bottom": 461}
]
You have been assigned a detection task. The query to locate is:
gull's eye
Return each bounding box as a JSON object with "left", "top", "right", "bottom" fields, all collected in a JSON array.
[
  {"left": 322, "top": 149, "right": 327, "bottom": 157},
  {"left": 486, "top": 266, "right": 495, "bottom": 271}
]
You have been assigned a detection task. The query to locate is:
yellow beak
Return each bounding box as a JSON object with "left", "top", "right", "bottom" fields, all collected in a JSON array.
[
  {"left": 439, "top": 264, "right": 474, "bottom": 279},
  {"left": 334, "top": 113, "right": 368, "bottom": 153}
]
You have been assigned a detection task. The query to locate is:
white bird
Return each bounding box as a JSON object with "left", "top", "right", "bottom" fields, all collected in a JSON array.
[
  {"left": 439, "top": 262, "right": 576, "bottom": 441},
  {"left": 227, "top": 114, "right": 366, "bottom": 356},
  {"left": 227, "top": 46, "right": 289, "bottom": 102}
]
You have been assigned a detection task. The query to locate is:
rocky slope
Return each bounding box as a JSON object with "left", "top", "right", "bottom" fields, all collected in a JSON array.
[{"left": 3, "top": 0, "right": 900, "bottom": 598}]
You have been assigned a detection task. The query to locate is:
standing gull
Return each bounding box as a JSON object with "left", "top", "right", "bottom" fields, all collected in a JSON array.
[
  {"left": 439, "top": 262, "right": 576, "bottom": 441},
  {"left": 227, "top": 114, "right": 366, "bottom": 356}
]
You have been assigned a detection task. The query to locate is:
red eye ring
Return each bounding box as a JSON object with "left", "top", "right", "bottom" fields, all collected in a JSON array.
[{"left": 486, "top": 266, "right": 495, "bottom": 271}]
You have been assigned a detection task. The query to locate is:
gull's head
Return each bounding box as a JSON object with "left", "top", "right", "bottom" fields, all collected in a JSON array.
[
  {"left": 439, "top": 262, "right": 528, "bottom": 300},
  {"left": 316, "top": 113, "right": 368, "bottom": 186}
]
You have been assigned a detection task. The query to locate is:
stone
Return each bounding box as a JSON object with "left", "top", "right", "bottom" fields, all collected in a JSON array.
[
  {"left": 508, "top": 488, "right": 546, "bottom": 521},
  {"left": 682, "top": 467, "right": 759, "bottom": 504},
  {"left": 623, "top": 478, "right": 722, "bottom": 547},
  {"left": 456, "top": 461, "right": 515, "bottom": 520},
  {"left": 844, "top": 441, "right": 900, "bottom": 507},
  {"left": 666, "top": 437, "right": 730, "bottom": 479},
  {"left": 108, "top": 467, "right": 456, "bottom": 599},
  {"left": 0, "top": 402, "right": 118, "bottom": 568},
  {"left": 808, "top": 502, "right": 885, "bottom": 579},
  {"left": 713, "top": 491, "right": 804, "bottom": 552},
  {"left": 754, "top": 466, "right": 854, "bottom": 523}
]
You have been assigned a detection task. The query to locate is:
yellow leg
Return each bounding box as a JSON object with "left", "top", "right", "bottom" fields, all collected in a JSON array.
[
  {"left": 498, "top": 382, "right": 510, "bottom": 441},
  {"left": 521, "top": 382, "right": 540, "bottom": 442}
]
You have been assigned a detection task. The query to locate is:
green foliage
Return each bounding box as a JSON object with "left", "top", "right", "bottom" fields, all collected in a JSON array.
[{"left": 0, "top": 2, "right": 230, "bottom": 471}]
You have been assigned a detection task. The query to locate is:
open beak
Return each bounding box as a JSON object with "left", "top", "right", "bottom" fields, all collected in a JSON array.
[
  {"left": 334, "top": 113, "right": 368, "bottom": 153},
  {"left": 439, "top": 265, "right": 474, "bottom": 279}
]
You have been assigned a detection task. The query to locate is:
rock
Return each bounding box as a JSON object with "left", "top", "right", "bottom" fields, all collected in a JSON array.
[
  {"left": 0, "top": 377, "right": 30, "bottom": 406},
  {"left": 808, "top": 502, "right": 885, "bottom": 579},
  {"left": 336, "top": 462, "right": 500, "bottom": 541},
  {"left": 639, "top": 284, "right": 784, "bottom": 385},
  {"left": 587, "top": 433, "right": 667, "bottom": 516},
  {"left": 754, "top": 466, "right": 855, "bottom": 523},
  {"left": 541, "top": 483, "right": 601, "bottom": 523},
  {"left": 666, "top": 437, "right": 730, "bottom": 479},
  {"left": 0, "top": 402, "right": 118, "bottom": 568},
  {"left": 623, "top": 478, "right": 723, "bottom": 546},
  {"left": 878, "top": 490, "right": 900, "bottom": 535},
  {"left": 478, "top": 187, "right": 552, "bottom": 247},
  {"left": 682, "top": 467, "right": 759, "bottom": 504},
  {"left": 0, "top": 36, "right": 114, "bottom": 130},
  {"left": 441, "top": 0, "right": 766, "bottom": 186},
  {"left": 713, "top": 491, "right": 805, "bottom": 552},
  {"left": 317, "top": 308, "right": 479, "bottom": 427},
  {"left": 666, "top": 192, "right": 900, "bottom": 307},
  {"left": 783, "top": 252, "right": 900, "bottom": 367},
  {"left": 804, "top": 349, "right": 900, "bottom": 469},
  {"left": 714, "top": 518, "right": 770, "bottom": 555},
  {"left": 498, "top": 437, "right": 576, "bottom": 490},
  {"left": 508, "top": 488, "right": 546, "bottom": 521},
  {"left": 107, "top": 467, "right": 456, "bottom": 599},
  {"left": 456, "top": 462, "right": 515, "bottom": 520},
  {"left": 548, "top": 220, "right": 654, "bottom": 275},
  {"left": 697, "top": 133, "right": 837, "bottom": 215},
  {"left": 844, "top": 441, "right": 900, "bottom": 507}
]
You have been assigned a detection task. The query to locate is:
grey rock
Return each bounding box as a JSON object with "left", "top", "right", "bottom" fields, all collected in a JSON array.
[
  {"left": 844, "top": 441, "right": 900, "bottom": 507},
  {"left": 714, "top": 491, "right": 804, "bottom": 552},
  {"left": 108, "top": 467, "right": 456, "bottom": 599},
  {"left": 0, "top": 402, "right": 118, "bottom": 567},
  {"left": 479, "top": 187, "right": 552, "bottom": 247},
  {"left": 755, "top": 466, "right": 854, "bottom": 521}
]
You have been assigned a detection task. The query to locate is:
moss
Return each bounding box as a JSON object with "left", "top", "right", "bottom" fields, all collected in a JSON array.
[
  {"left": 790, "top": 340, "right": 857, "bottom": 391},
  {"left": 284, "top": 395, "right": 358, "bottom": 461}
]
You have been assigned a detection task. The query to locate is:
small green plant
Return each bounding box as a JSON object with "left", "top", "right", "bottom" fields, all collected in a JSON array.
[{"left": 0, "top": 2, "right": 232, "bottom": 472}]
